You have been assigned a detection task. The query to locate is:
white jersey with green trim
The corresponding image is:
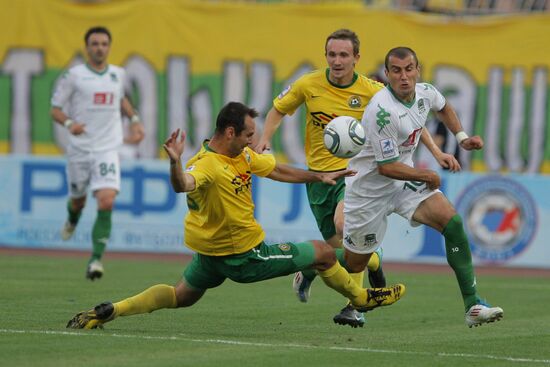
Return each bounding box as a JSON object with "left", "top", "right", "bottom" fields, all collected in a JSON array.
[
  {"left": 345, "top": 83, "right": 446, "bottom": 198},
  {"left": 51, "top": 64, "right": 125, "bottom": 154}
]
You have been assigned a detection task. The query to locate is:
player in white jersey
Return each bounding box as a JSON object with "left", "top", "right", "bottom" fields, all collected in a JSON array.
[
  {"left": 51, "top": 26, "right": 145, "bottom": 280},
  {"left": 343, "top": 47, "right": 503, "bottom": 327}
]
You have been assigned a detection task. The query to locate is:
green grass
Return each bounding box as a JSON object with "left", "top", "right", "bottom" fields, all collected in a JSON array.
[{"left": 1, "top": 254, "right": 549, "bottom": 367}]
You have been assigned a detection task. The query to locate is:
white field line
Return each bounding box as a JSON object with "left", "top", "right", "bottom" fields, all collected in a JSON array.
[{"left": 1, "top": 328, "right": 549, "bottom": 364}]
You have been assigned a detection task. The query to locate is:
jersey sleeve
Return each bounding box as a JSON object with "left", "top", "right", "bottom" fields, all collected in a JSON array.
[
  {"left": 185, "top": 156, "right": 215, "bottom": 191},
  {"left": 51, "top": 69, "right": 75, "bottom": 108},
  {"left": 364, "top": 102, "right": 400, "bottom": 165},
  {"left": 424, "top": 83, "right": 446, "bottom": 111},
  {"left": 247, "top": 148, "right": 276, "bottom": 177},
  {"left": 272, "top": 77, "right": 306, "bottom": 116}
]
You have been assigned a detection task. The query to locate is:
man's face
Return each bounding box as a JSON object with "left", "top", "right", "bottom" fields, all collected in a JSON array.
[
  {"left": 325, "top": 39, "right": 358, "bottom": 84},
  {"left": 86, "top": 33, "right": 111, "bottom": 66},
  {"left": 232, "top": 115, "right": 256, "bottom": 154},
  {"left": 385, "top": 54, "right": 419, "bottom": 99}
]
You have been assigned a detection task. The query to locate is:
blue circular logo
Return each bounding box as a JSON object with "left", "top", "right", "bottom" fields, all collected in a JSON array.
[{"left": 455, "top": 176, "right": 537, "bottom": 263}]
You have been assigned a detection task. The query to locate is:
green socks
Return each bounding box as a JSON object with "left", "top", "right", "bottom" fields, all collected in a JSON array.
[
  {"left": 442, "top": 214, "right": 480, "bottom": 310},
  {"left": 91, "top": 210, "right": 112, "bottom": 261},
  {"left": 67, "top": 200, "right": 82, "bottom": 225}
]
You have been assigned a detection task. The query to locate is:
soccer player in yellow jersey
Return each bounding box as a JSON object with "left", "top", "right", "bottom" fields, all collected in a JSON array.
[
  {"left": 255, "top": 29, "right": 457, "bottom": 327},
  {"left": 66, "top": 102, "right": 405, "bottom": 330},
  {"left": 255, "top": 29, "right": 385, "bottom": 327}
]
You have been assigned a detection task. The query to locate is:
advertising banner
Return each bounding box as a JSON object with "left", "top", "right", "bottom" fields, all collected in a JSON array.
[{"left": 1, "top": 155, "right": 548, "bottom": 268}]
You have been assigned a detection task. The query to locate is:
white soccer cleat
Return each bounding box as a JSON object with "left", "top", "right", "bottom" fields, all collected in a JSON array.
[
  {"left": 61, "top": 221, "right": 76, "bottom": 241},
  {"left": 465, "top": 304, "right": 503, "bottom": 328},
  {"left": 292, "top": 271, "right": 313, "bottom": 303},
  {"left": 86, "top": 260, "right": 104, "bottom": 281}
]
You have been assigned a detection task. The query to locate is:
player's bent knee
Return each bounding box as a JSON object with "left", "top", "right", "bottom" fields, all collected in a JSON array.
[{"left": 312, "top": 240, "right": 336, "bottom": 270}]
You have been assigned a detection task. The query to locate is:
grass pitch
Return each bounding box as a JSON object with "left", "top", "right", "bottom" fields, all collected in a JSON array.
[{"left": 1, "top": 253, "right": 549, "bottom": 367}]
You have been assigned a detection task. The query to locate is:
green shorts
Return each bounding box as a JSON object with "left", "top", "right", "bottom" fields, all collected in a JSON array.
[
  {"left": 183, "top": 241, "right": 316, "bottom": 290},
  {"left": 306, "top": 175, "right": 345, "bottom": 240}
]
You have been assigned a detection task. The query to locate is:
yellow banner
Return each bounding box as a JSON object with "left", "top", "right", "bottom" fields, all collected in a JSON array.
[{"left": 3, "top": 0, "right": 550, "bottom": 82}]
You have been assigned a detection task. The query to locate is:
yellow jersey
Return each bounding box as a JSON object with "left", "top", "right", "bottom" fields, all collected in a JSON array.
[
  {"left": 274, "top": 69, "right": 383, "bottom": 171},
  {"left": 184, "top": 142, "right": 276, "bottom": 256}
]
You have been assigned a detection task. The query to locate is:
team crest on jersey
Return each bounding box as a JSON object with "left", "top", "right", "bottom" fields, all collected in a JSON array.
[
  {"left": 380, "top": 138, "right": 395, "bottom": 158},
  {"left": 417, "top": 99, "right": 425, "bottom": 114},
  {"left": 278, "top": 85, "right": 291, "bottom": 99},
  {"left": 278, "top": 243, "right": 291, "bottom": 251},
  {"left": 110, "top": 73, "right": 118, "bottom": 82},
  {"left": 347, "top": 95, "right": 362, "bottom": 109},
  {"left": 231, "top": 171, "right": 252, "bottom": 194}
]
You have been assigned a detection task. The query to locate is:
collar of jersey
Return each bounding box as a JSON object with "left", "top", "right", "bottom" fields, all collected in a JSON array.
[
  {"left": 203, "top": 140, "right": 217, "bottom": 153},
  {"left": 387, "top": 85, "right": 416, "bottom": 108},
  {"left": 85, "top": 63, "right": 109, "bottom": 76},
  {"left": 325, "top": 68, "right": 358, "bottom": 89}
]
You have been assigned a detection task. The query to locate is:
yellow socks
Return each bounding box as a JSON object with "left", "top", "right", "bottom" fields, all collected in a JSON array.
[
  {"left": 319, "top": 262, "right": 366, "bottom": 307},
  {"left": 113, "top": 284, "right": 177, "bottom": 317},
  {"left": 366, "top": 251, "right": 380, "bottom": 272}
]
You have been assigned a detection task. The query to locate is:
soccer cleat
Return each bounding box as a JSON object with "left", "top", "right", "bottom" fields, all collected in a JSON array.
[
  {"left": 66, "top": 302, "right": 115, "bottom": 329},
  {"left": 333, "top": 304, "right": 365, "bottom": 328},
  {"left": 292, "top": 271, "right": 313, "bottom": 303},
  {"left": 86, "top": 260, "right": 104, "bottom": 281},
  {"left": 465, "top": 303, "right": 503, "bottom": 328},
  {"left": 61, "top": 221, "right": 76, "bottom": 241},
  {"left": 368, "top": 248, "right": 387, "bottom": 288},
  {"left": 354, "top": 284, "right": 406, "bottom": 312}
]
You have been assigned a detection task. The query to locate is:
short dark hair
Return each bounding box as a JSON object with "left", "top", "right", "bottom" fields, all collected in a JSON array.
[
  {"left": 215, "top": 102, "right": 259, "bottom": 135},
  {"left": 384, "top": 47, "right": 418, "bottom": 70},
  {"left": 84, "top": 26, "right": 112, "bottom": 45},
  {"left": 325, "top": 29, "right": 360, "bottom": 56}
]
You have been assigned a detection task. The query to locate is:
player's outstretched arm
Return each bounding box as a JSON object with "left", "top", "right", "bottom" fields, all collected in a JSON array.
[
  {"left": 254, "top": 107, "right": 286, "bottom": 153},
  {"left": 267, "top": 163, "right": 356, "bottom": 185},
  {"left": 163, "top": 129, "right": 196, "bottom": 193},
  {"left": 420, "top": 127, "right": 461, "bottom": 172}
]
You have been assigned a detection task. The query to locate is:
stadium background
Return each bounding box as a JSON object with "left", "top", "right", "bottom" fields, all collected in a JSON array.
[{"left": 1, "top": 0, "right": 549, "bottom": 269}]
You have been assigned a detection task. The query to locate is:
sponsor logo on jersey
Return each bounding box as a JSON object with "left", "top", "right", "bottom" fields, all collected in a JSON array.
[
  {"left": 110, "top": 73, "right": 118, "bottom": 82},
  {"left": 380, "top": 138, "right": 395, "bottom": 158},
  {"left": 278, "top": 85, "right": 291, "bottom": 99},
  {"left": 310, "top": 111, "right": 337, "bottom": 129},
  {"left": 402, "top": 127, "right": 423, "bottom": 147},
  {"left": 185, "top": 165, "right": 196, "bottom": 172},
  {"left": 94, "top": 92, "right": 114, "bottom": 105},
  {"left": 232, "top": 171, "right": 252, "bottom": 194},
  {"left": 455, "top": 176, "right": 538, "bottom": 263},
  {"left": 348, "top": 95, "right": 362, "bottom": 108},
  {"left": 376, "top": 104, "right": 391, "bottom": 132}
]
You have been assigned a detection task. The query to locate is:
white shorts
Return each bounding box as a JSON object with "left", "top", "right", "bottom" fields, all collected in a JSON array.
[
  {"left": 66, "top": 150, "right": 121, "bottom": 198},
  {"left": 343, "top": 180, "right": 440, "bottom": 254}
]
